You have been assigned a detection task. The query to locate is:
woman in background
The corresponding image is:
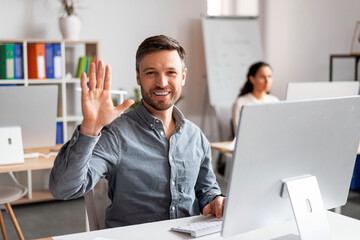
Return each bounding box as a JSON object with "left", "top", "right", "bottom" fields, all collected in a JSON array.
[{"left": 232, "top": 61, "right": 279, "bottom": 134}]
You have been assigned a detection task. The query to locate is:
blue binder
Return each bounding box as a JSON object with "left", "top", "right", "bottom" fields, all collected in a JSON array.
[
  {"left": 53, "top": 44, "right": 62, "bottom": 78},
  {"left": 45, "top": 44, "right": 54, "bottom": 78},
  {"left": 14, "top": 43, "right": 23, "bottom": 79},
  {"left": 56, "top": 122, "right": 63, "bottom": 144}
]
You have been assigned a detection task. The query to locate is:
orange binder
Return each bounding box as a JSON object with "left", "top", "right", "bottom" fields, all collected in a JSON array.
[{"left": 27, "top": 43, "right": 46, "bottom": 79}]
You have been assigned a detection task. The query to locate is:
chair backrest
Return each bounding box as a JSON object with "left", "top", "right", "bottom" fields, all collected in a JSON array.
[
  {"left": 84, "top": 189, "right": 100, "bottom": 231},
  {"left": 84, "top": 178, "right": 110, "bottom": 231},
  {"left": 0, "top": 172, "right": 28, "bottom": 205}
]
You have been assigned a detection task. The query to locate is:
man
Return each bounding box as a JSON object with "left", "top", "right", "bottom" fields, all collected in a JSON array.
[{"left": 50, "top": 35, "right": 225, "bottom": 228}]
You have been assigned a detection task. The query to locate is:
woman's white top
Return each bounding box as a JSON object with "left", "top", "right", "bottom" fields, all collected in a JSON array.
[{"left": 232, "top": 93, "right": 279, "bottom": 134}]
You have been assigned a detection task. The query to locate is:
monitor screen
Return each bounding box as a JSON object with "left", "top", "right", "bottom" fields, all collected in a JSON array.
[
  {"left": 222, "top": 96, "right": 360, "bottom": 238},
  {"left": 0, "top": 85, "right": 58, "bottom": 148}
]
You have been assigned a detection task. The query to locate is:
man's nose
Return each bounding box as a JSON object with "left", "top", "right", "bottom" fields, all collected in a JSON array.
[{"left": 156, "top": 74, "right": 168, "bottom": 88}]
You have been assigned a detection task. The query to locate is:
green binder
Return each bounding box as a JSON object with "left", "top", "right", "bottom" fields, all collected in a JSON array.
[{"left": 0, "top": 43, "right": 15, "bottom": 79}]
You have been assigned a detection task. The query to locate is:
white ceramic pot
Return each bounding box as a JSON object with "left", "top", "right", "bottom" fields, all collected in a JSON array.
[{"left": 59, "top": 15, "right": 82, "bottom": 40}]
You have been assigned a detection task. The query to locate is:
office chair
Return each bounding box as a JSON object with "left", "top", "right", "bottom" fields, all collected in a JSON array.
[
  {"left": 84, "top": 178, "right": 110, "bottom": 231},
  {"left": 84, "top": 189, "right": 100, "bottom": 231},
  {"left": 0, "top": 172, "right": 27, "bottom": 240}
]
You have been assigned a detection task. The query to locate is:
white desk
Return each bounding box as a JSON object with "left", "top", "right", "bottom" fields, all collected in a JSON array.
[{"left": 49, "top": 211, "right": 360, "bottom": 240}]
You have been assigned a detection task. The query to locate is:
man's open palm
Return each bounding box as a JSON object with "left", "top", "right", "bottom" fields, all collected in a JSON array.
[{"left": 80, "top": 60, "right": 134, "bottom": 136}]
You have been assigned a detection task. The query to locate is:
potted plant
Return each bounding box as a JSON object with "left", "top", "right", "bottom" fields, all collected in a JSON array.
[{"left": 59, "top": 0, "right": 82, "bottom": 40}]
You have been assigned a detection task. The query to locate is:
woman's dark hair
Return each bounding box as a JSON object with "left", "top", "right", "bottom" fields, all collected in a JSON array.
[{"left": 239, "top": 61, "right": 271, "bottom": 96}]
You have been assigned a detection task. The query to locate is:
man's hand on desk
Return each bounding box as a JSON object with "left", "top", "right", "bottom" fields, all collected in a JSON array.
[{"left": 202, "top": 195, "right": 226, "bottom": 219}]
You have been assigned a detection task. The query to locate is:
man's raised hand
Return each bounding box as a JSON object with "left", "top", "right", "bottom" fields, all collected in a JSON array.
[{"left": 80, "top": 60, "right": 134, "bottom": 136}]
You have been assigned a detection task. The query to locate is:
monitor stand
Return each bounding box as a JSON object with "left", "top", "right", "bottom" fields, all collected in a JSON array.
[{"left": 281, "top": 175, "right": 331, "bottom": 240}]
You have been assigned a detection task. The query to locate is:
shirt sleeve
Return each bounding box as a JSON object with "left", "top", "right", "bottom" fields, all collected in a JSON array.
[
  {"left": 49, "top": 126, "right": 119, "bottom": 200},
  {"left": 195, "top": 134, "right": 222, "bottom": 211}
]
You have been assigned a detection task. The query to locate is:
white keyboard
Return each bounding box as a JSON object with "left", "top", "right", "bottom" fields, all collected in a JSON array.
[{"left": 171, "top": 218, "right": 223, "bottom": 238}]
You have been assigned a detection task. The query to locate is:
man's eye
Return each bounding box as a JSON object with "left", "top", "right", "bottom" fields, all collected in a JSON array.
[
  {"left": 146, "top": 72, "right": 155, "bottom": 75},
  {"left": 168, "top": 71, "right": 177, "bottom": 75}
]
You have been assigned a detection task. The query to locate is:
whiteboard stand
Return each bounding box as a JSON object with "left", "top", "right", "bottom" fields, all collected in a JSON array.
[{"left": 200, "top": 81, "right": 217, "bottom": 142}]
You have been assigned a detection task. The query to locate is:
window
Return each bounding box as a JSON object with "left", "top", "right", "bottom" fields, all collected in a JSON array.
[{"left": 207, "top": 0, "right": 259, "bottom": 16}]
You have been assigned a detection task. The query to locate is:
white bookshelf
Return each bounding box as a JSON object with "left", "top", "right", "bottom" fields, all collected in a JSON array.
[{"left": 0, "top": 39, "right": 99, "bottom": 142}]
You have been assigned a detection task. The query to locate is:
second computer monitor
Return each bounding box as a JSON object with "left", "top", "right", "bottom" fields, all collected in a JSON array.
[{"left": 285, "top": 81, "right": 359, "bottom": 100}]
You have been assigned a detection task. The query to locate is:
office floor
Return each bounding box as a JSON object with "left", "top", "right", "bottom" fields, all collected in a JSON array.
[{"left": 1, "top": 190, "right": 360, "bottom": 239}]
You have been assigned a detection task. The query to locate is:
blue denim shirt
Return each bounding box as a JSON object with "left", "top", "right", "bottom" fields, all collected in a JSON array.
[{"left": 49, "top": 101, "right": 222, "bottom": 228}]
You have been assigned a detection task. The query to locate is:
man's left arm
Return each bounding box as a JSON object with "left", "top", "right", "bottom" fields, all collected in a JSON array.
[{"left": 195, "top": 138, "right": 226, "bottom": 218}]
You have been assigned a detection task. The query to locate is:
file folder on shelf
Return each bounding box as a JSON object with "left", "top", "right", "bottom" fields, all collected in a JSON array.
[
  {"left": 14, "top": 43, "right": 23, "bottom": 79},
  {"left": 53, "top": 44, "right": 62, "bottom": 79},
  {"left": 45, "top": 44, "right": 55, "bottom": 78},
  {"left": 0, "top": 43, "right": 15, "bottom": 79},
  {"left": 27, "top": 43, "right": 46, "bottom": 79}
]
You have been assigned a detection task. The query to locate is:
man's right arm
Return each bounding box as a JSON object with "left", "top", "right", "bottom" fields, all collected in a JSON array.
[
  {"left": 49, "top": 127, "right": 102, "bottom": 200},
  {"left": 49, "top": 60, "right": 133, "bottom": 199}
]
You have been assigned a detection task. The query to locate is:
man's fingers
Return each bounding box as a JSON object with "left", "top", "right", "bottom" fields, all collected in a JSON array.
[
  {"left": 103, "top": 65, "right": 112, "bottom": 90},
  {"left": 115, "top": 99, "right": 135, "bottom": 115},
  {"left": 88, "top": 62, "right": 96, "bottom": 91},
  {"left": 215, "top": 200, "right": 222, "bottom": 218},
  {"left": 202, "top": 204, "right": 211, "bottom": 216},
  {"left": 96, "top": 61, "right": 104, "bottom": 89},
  {"left": 80, "top": 72, "right": 88, "bottom": 93}
]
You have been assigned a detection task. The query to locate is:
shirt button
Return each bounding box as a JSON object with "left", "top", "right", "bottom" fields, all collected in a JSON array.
[
  {"left": 172, "top": 181, "right": 175, "bottom": 186},
  {"left": 171, "top": 206, "right": 175, "bottom": 211},
  {"left": 73, "top": 136, "right": 77, "bottom": 141},
  {"left": 150, "top": 124, "right": 154, "bottom": 128},
  {"left": 160, "top": 131, "right": 164, "bottom": 136},
  {"left": 156, "top": 119, "right": 160, "bottom": 123}
]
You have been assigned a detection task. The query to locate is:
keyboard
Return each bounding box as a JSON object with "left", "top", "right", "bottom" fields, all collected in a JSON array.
[{"left": 170, "top": 218, "right": 223, "bottom": 238}]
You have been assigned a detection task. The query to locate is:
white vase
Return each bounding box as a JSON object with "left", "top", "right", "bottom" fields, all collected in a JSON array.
[{"left": 59, "top": 15, "right": 82, "bottom": 40}]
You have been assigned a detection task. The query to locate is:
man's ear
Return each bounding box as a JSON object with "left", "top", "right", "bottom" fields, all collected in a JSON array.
[
  {"left": 136, "top": 71, "right": 140, "bottom": 86},
  {"left": 182, "top": 68, "right": 187, "bottom": 86}
]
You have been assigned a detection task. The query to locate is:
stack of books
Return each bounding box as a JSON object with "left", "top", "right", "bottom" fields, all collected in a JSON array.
[{"left": 75, "top": 56, "right": 97, "bottom": 78}]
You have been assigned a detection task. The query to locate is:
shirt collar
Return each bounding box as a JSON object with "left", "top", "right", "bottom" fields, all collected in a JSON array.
[{"left": 135, "top": 99, "right": 185, "bottom": 130}]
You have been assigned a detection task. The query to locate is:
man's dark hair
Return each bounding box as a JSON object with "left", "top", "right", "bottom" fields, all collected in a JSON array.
[{"left": 136, "top": 35, "right": 186, "bottom": 73}]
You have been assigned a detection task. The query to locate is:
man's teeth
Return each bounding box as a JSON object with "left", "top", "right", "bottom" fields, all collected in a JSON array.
[{"left": 154, "top": 92, "right": 169, "bottom": 96}]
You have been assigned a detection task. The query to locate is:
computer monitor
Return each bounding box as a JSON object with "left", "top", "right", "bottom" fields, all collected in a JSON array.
[
  {"left": 222, "top": 96, "right": 360, "bottom": 239},
  {"left": 0, "top": 85, "right": 58, "bottom": 148},
  {"left": 285, "top": 81, "right": 360, "bottom": 100}
]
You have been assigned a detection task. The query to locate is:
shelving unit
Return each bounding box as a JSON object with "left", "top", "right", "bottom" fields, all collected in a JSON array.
[
  {"left": 0, "top": 39, "right": 128, "bottom": 204},
  {"left": 329, "top": 54, "right": 360, "bottom": 82},
  {"left": 0, "top": 39, "right": 99, "bottom": 142}
]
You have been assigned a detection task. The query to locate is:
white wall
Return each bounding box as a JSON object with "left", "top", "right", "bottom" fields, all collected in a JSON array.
[
  {"left": 0, "top": 0, "right": 210, "bottom": 187},
  {"left": 1, "top": 0, "right": 359, "bottom": 133},
  {"left": 0, "top": 0, "right": 208, "bottom": 126},
  {"left": 260, "top": 0, "right": 360, "bottom": 99}
]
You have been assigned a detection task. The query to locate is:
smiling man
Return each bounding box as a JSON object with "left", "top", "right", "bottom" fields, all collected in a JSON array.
[{"left": 49, "top": 35, "right": 225, "bottom": 228}]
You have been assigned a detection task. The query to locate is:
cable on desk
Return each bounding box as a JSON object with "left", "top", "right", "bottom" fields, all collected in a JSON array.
[{"left": 24, "top": 152, "right": 58, "bottom": 159}]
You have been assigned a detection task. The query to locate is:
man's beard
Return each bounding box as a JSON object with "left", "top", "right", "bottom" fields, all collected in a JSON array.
[{"left": 140, "top": 86, "right": 181, "bottom": 111}]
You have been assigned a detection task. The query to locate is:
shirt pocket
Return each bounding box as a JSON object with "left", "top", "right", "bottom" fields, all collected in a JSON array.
[{"left": 173, "top": 152, "right": 201, "bottom": 194}]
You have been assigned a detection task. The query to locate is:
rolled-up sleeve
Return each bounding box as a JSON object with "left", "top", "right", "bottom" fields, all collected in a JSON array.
[{"left": 49, "top": 126, "right": 116, "bottom": 200}]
